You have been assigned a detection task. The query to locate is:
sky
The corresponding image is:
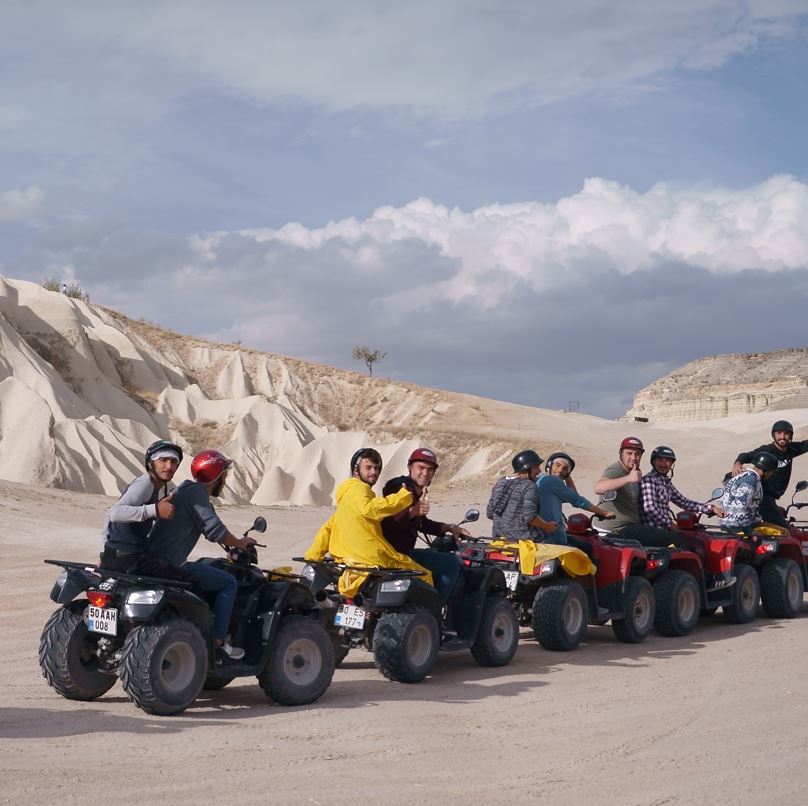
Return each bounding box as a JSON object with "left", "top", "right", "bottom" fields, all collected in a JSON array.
[{"left": 2, "top": 1, "right": 808, "bottom": 417}]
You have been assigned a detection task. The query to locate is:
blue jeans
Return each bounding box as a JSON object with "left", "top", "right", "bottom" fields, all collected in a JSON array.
[
  {"left": 409, "top": 549, "right": 463, "bottom": 603},
  {"left": 184, "top": 561, "right": 237, "bottom": 642}
]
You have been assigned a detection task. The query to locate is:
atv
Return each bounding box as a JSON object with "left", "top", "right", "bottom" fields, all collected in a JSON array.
[
  {"left": 39, "top": 517, "right": 335, "bottom": 716},
  {"left": 298, "top": 552, "right": 518, "bottom": 684}
]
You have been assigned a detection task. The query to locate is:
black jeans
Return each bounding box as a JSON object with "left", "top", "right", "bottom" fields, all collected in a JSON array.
[
  {"left": 758, "top": 496, "right": 789, "bottom": 528},
  {"left": 619, "top": 524, "right": 680, "bottom": 548},
  {"left": 99, "top": 548, "right": 197, "bottom": 583}
]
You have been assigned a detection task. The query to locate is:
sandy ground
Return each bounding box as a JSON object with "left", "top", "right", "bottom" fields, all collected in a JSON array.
[{"left": 2, "top": 478, "right": 808, "bottom": 806}]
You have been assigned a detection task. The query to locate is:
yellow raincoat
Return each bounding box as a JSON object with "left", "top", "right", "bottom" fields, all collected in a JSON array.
[
  {"left": 490, "top": 539, "right": 596, "bottom": 578},
  {"left": 304, "top": 477, "right": 433, "bottom": 596}
]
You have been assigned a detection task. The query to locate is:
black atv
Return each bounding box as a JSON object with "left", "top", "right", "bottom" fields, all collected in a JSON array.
[
  {"left": 39, "top": 517, "right": 335, "bottom": 716},
  {"left": 297, "top": 554, "right": 519, "bottom": 684}
]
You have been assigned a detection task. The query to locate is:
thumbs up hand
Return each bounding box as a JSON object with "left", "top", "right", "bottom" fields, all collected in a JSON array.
[{"left": 157, "top": 493, "right": 175, "bottom": 520}]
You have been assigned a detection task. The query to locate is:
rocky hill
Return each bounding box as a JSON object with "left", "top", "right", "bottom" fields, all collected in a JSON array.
[{"left": 624, "top": 348, "right": 808, "bottom": 422}]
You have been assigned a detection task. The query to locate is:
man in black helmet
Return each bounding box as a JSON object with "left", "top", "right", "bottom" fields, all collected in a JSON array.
[
  {"left": 721, "top": 451, "right": 781, "bottom": 534},
  {"left": 731, "top": 420, "right": 808, "bottom": 527},
  {"left": 99, "top": 439, "right": 196, "bottom": 581},
  {"left": 486, "top": 450, "right": 557, "bottom": 541}
]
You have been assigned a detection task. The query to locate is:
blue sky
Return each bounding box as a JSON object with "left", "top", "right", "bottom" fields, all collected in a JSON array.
[{"left": 2, "top": 1, "right": 808, "bottom": 417}]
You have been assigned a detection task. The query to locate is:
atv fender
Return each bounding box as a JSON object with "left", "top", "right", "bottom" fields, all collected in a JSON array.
[
  {"left": 123, "top": 588, "right": 214, "bottom": 636},
  {"left": 50, "top": 568, "right": 96, "bottom": 604}
]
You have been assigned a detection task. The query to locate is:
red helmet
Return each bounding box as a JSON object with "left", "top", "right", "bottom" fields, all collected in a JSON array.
[
  {"left": 191, "top": 450, "right": 233, "bottom": 484},
  {"left": 619, "top": 436, "right": 644, "bottom": 453},
  {"left": 408, "top": 448, "right": 439, "bottom": 468}
]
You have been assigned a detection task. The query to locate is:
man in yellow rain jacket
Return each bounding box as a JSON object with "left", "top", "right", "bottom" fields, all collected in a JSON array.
[{"left": 304, "top": 448, "right": 434, "bottom": 595}]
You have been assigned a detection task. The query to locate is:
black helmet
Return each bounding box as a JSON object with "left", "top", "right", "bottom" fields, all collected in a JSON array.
[
  {"left": 144, "top": 439, "right": 183, "bottom": 468},
  {"left": 350, "top": 448, "right": 383, "bottom": 474},
  {"left": 512, "top": 449, "right": 542, "bottom": 473},
  {"left": 771, "top": 420, "right": 794, "bottom": 436},
  {"left": 650, "top": 445, "right": 676, "bottom": 464},
  {"left": 753, "top": 451, "right": 779, "bottom": 473},
  {"left": 545, "top": 451, "right": 575, "bottom": 474}
]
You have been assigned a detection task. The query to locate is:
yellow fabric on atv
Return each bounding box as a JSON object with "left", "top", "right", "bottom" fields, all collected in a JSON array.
[
  {"left": 490, "top": 539, "right": 596, "bottom": 577},
  {"left": 303, "top": 477, "right": 432, "bottom": 597},
  {"left": 753, "top": 523, "right": 791, "bottom": 538},
  {"left": 268, "top": 565, "right": 294, "bottom": 580}
]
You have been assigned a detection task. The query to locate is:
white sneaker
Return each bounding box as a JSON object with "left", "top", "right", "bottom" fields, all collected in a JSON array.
[{"left": 220, "top": 640, "right": 245, "bottom": 660}]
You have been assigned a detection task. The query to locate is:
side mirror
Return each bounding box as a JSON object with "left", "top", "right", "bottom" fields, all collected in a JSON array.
[
  {"left": 252, "top": 516, "right": 267, "bottom": 534},
  {"left": 711, "top": 487, "right": 725, "bottom": 500},
  {"left": 462, "top": 509, "right": 480, "bottom": 524},
  {"left": 601, "top": 490, "right": 617, "bottom": 502},
  {"left": 796, "top": 481, "right": 808, "bottom": 493}
]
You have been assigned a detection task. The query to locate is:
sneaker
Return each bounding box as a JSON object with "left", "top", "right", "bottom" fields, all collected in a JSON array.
[
  {"left": 215, "top": 648, "right": 240, "bottom": 668},
  {"left": 220, "top": 641, "right": 245, "bottom": 660}
]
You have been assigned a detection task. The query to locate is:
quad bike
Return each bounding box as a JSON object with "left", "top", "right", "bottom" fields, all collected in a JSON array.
[
  {"left": 298, "top": 544, "right": 519, "bottom": 684},
  {"left": 39, "top": 517, "right": 335, "bottom": 716}
]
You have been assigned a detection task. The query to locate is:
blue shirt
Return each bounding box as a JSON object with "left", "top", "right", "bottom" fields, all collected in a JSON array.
[{"left": 537, "top": 474, "right": 593, "bottom": 545}]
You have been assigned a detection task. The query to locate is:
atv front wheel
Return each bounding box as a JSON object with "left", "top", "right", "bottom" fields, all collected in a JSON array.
[
  {"left": 723, "top": 564, "right": 759, "bottom": 624},
  {"left": 653, "top": 570, "right": 700, "bottom": 637},
  {"left": 760, "top": 557, "right": 803, "bottom": 618},
  {"left": 39, "top": 602, "right": 116, "bottom": 701},
  {"left": 119, "top": 618, "right": 207, "bottom": 716},
  {"left": 612, "top": 576, "right": 655, "bottom": 643},
  {"left": 471, "top": 596, "right": 519, "bottom": 666},
  {"left": 259, "top": 616, "right": 335, "bottom": 705},
  {"left": 373, "top": 608, "right": 439, "bottom": 683},
  {"left": 531, "top": 579, "right": 588, "bottom": 651}
]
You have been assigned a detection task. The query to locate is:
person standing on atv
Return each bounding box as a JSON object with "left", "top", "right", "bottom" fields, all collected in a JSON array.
[
  {"left": 487, "top": 450, "right": 557, "bottom": 541},
  {"left": 380, "top": 448, "right": 468, "bottom": 602},
  {"left": 640, "top": 446, "right": 724, "bottom": 530},
  {"left": 537, "top": 452, "right": 614, "bottom": 545},
  {"left": 594, "top": 436, "right": 678, "bottom": 547},
  {"left": 731, "top": 420, "right": 808, "bottom": 527},
  {"left": 721, "top": 451, "right": 781, "bottom": 535},
  {"left": 304, "top": 448, "right": 433, "bottom": 586},
  {"left": 99, "top": 439, "right": 196, "bottom": 582},
  {"left": 147, "top": 449, "right": 257, "bottom": 662}
]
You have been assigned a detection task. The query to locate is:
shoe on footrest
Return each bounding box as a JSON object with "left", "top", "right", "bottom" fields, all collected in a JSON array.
[{"left": 220, "top": 641, "right": 245, "bottom": 660}]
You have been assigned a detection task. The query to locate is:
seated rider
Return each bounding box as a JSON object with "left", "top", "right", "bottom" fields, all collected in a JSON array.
[
  {"left": 538, "top": 452, "right": 614, "bottom": 545},
  {"left": 381, "top": 448, "right": 468, "bottom": 602},
  {"left": 148, "top": 449, "right": 257, "bottom": 663},
  {"left": 487, "top": 450, "right": 557, "bottom": 541},
  {"left": 304, "top": 448, "right": 433, "bottom": 587},
  {"left": 720, "top": 451, "right": 780, "bottom": 536}
]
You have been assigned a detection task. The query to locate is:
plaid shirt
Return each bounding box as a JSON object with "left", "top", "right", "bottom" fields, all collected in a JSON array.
[{"left": 640, "top": 470, "right": 710, "bottom": 529}]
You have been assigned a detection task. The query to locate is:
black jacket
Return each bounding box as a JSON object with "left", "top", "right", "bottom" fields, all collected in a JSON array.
[
  {"left": 735, "top": 440, "right": 808, "bottom": 498},
  {"left": 380, "top": 475, "right": 445, "bottom": 553}
]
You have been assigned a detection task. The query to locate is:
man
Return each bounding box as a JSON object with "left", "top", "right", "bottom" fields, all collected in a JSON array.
[
  {"left": 487, "top": 450, "right": 557, "bottom": 541},
  {"left": 538, "top": 452, "right": 614, "bottom": 545},
  {"left": 731, "top": 420, "right": 808, "bottom": 527},
  {"left": 721, "top": 451, "right": 781, "bottom": 535},
  {"left": 304, "top": 448, "right": 432, "bottom": 587},
  {"left": 100, "top": 439, "right": 194, "bottom": 581},
  {"left": 381, "top": 448, "right": 468, "bottom": 602},
  {"left": 594, "top": 436, "right": 677, "bottom": 547},
  {"left": 148, "top": 449, "right": 257, "bottom": 662},
  {"left": 641, "top": 446, "right": 724, "bottom": 530}
]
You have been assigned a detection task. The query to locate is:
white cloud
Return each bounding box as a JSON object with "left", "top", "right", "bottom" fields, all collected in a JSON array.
[{"left": 0, "top": 185, "right": 43, "bottom": 221}]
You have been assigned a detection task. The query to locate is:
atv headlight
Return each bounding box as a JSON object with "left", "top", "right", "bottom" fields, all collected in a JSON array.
[
  {"left": 125, "top": 590, "right": 164, "bottom": 606},
  {"left": 300, "top": 564, "right": 316, "bottom": 584},
  {"left": 380, "top": 579, "right": 411, "bottom": 593}
]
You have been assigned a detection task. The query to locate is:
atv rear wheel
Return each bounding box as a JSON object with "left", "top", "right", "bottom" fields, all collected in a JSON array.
[
  {"left": 39, "top": 603, "right": 116, "bottom": 701},
  {"left": 612, "top": 576, "right": 655, "bottom": 643},
  {"left": 119, "top": 617, "right": 207, "bottom": 716},
  {"left": 259, "top": 616, "right": 335, "bottom": 705},
  {"left": 471, "top": 596, "right": 519, "bottom": 666},
  {"left": 373, "top": 607, "right": 439, "bottom": 683},
  {"left": 723, "top": 564, "right": 759, "bottom": 624},
  {"left": 531, "top": 579, "right": 588, "bottom": 651},
  {"left": 760, "top": 557, "right": 803, "bottom": 618},
  {"left": 653, "top": 570, "right": 700, "bottom": 637}
]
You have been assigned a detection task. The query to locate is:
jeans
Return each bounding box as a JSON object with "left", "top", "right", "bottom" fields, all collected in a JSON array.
[
  {"left": 759, "top": 496, "right": 789, "bottom": 528},
  {"left": 619, "top": 524, "right": 680, "bottom": 548},
  {"left": 409, "top": 548, "right": 464, "bottom": 603},
  {"left": 184, "top": 561, "right": 237, "bottom": 642}
]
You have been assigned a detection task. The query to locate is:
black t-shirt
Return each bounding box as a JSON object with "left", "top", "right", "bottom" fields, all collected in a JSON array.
[
  {"left": 736, "top": 440, "right": 808, "bottom": 498},
  {"left": 380, "top": 475, "right": 445, "bottom": 553}
]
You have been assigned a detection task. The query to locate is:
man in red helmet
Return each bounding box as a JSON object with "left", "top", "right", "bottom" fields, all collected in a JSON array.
[
  {"left": 594, "top": 437, "right": 646, "bottom": 529},
  {"left": 381, "top": 448, "right": 469, "bottom": 602},
  {"left": 148, "top": 449, "right": 257, "bottom": 663}
]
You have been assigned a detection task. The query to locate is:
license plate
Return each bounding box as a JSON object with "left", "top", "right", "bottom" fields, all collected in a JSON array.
[
  {"left": 86, "top": 605, "right": 118, "bottom": 635},
  {"left": 504, "top": 570, "right": 519, "bottom": 590},
  {"left": 334, "top": 604, "right": 366, "bottom": 630}
]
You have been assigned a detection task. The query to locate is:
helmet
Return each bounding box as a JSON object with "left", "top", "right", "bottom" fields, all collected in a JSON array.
[
  {"left": 144, "top": 439, "right": 183, "bottom": 468},
  {"left": 350, "top": 448, "right": 383, "bottom": 474},
  {"left": 512, "top": 450, "right": 542, "bottom": 473},
  {"left": 753, "top": 451, "right": 779, "bottom": 473},
  {"left": 771, "top": 420, "right": 794, "bottom": 436},
  {"left": 566, "top": 513, "right": 590, "bottom": 535},
  {"left": 545, "top": 451, "right": 575, "bottom": 474},
  {"left": 650, "top": 445, "right": 676, "bottom": 464},
  {"left": 408, "top": 448, "right": 439, "bottom": 468},
  {"left": 191, "top": 449, "right": 233, "bottom": 484},
  {"left": 620, "top": 436, "right": 644, "bottom": 452}
]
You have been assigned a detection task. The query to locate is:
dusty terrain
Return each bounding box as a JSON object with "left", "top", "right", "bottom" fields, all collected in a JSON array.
[{"left": 3, "top": 472, "right": 808, "bottom": 806}]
